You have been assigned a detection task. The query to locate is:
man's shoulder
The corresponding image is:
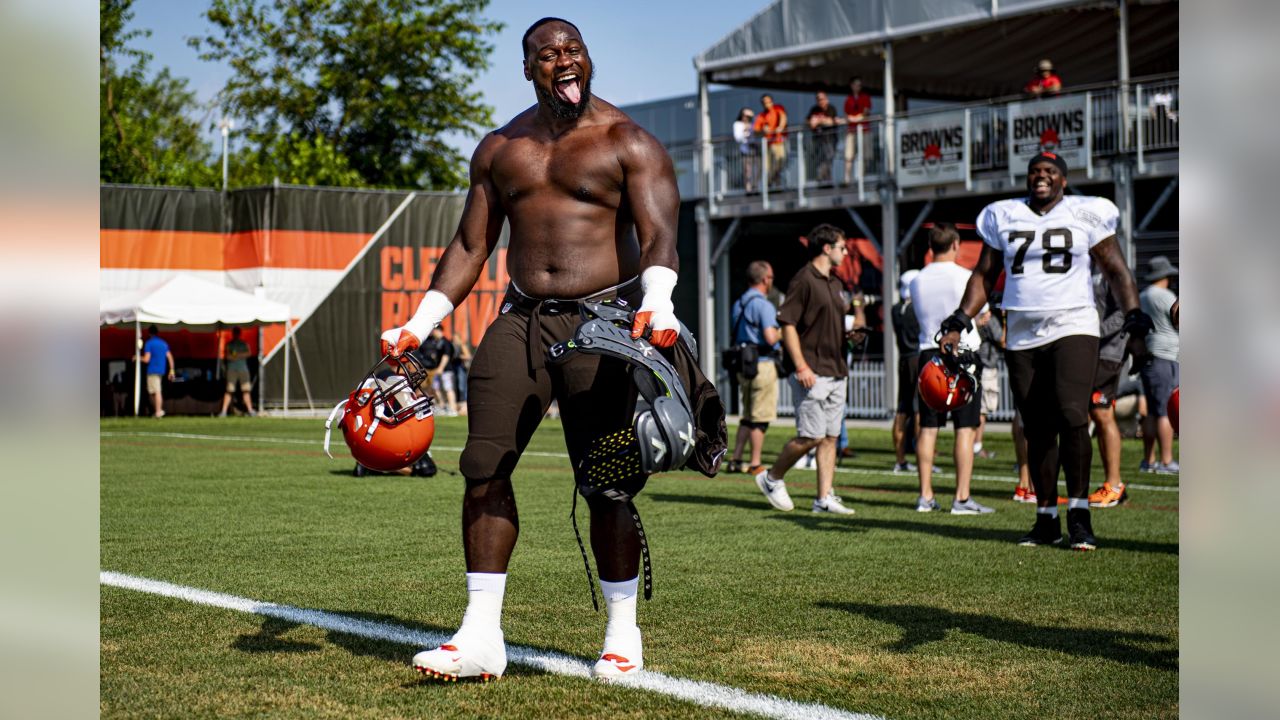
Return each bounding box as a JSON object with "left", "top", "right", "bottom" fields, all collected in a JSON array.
[
  {"left": 981, "top": 197, "right": 1027, "bottom": 217},
  {"left": 1065, "top": 195, "right": 1119, "bottom": 227}
]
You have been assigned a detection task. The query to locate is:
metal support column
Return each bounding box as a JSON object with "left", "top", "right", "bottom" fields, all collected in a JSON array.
[
  {"left": 695, "top": 202, "right": 715, "bottom": 382},
  {"left": 1118, "top": 0, "right": 1131, "bottom": 149},
  {"left": 715, "top": 244, "right": 731, "bottom": 391},
  {"left": 1114, "top": 159, "right": 1136, "bottom": 269},
  {"left": 880, "top": 39, "right": 900, "bottom": 416}
]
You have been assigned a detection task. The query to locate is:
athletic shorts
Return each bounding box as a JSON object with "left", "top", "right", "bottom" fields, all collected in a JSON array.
[
  {"left": 1140, "top": 357, "right": 1179, "bottom": 417},
  {"left": 843, "top": 129, "right": 865, "bottom": 161},
  {"left": 896, "top": 354, "right": 919, "bottom": 414},
  {"left": 1091, "top": 358, "right": 1123, "bottom": 408},
  {"left": 917, "top": 349, "right": 981, "bottom": 429},
  {"left": 458, "top": 280, "right": 643, "bottom": 484},
  {"left": 981, "top": 365, "right": 1000, "bottom": 416},
  {"left": 739, "top": 359, "right": 778, "bottom": 423},
  {"left": 146, "top": 373, "right": 163, "bottom": 394},
  {"left": 225, "top": 368, "right": 251, "bottom": 393},
  {"left": 433, "top": 368, "right": 456, "bottom": 394},
  {"left": 767, "top": 141, "right": 787, "bottom": 167},
  {"left": 792, "top": 375, "right": 846, "bottom": 439},
  {"left": 1003, "top": 334, "right": 1099, "bottom": 430}
]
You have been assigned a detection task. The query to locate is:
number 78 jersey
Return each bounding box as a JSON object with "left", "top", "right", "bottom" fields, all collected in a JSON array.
[{"left": 976, "top": 195, "right": 1119, "bottom": 311}]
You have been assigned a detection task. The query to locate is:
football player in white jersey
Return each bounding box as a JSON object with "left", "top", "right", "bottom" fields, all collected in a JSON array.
[{"left": 937, "top": 152, "right": 1152, "bottom": 551}]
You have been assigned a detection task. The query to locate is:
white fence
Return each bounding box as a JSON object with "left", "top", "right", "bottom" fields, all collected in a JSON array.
[{"left": 684, "top": 75, "right": 1178, "bottom": 202}]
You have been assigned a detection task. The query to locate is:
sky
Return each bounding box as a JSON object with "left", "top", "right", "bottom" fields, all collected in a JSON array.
[{"left": 128, "top": 0, "right": 750, "bottom": 161}]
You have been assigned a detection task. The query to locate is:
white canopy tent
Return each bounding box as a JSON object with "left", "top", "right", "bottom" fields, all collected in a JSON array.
[{"left": 99, "top": 274, "right": 296, "bottom": 416}]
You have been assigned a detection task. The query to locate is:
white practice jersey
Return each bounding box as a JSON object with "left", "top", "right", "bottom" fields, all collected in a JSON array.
[
  {"left": 977, "top": 195, "right": 1117, "bottom": 310},
  {"left": 977, "top": 195, "right": 1118, "bottom": 349},
  {"left": 910, "top": 261, "right": 981, "bottom": 352}
]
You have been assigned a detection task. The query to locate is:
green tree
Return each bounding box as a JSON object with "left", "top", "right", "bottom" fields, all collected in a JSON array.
[
  {"left": 192, "top": 0, "right": 503, "bottom": 190},
  {"left": 229, "top": 133, "right": 364, "bottom": 187},
  {"left": 100, "top": 0, "right": 218, "bottom": 186}
]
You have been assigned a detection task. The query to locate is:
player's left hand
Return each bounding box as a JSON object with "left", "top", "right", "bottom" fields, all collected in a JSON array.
[{"left": 631, "top": 307, "right": 680, "bottom": 348}]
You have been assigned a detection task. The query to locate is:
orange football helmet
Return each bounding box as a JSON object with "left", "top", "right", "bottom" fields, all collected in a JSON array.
[
  {"left": 324, "top": 353, "right": 435, "bottom": 471},
  {"left": 918, "top": 353, "right": 977, "bottom": 413},
  {"left": 1168, "top": 386, "right": 1179, "bottom": 434}
]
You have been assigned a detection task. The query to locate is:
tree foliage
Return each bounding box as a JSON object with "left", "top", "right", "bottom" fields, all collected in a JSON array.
[
  {"left": 192, "top": 0, "right": 503, "bottom": 190},
  {"left": 100, "top": 0, "right": 218, "bottom": 186}
]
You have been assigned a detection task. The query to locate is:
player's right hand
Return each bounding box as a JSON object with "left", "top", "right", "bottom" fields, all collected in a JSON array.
[
  {"left": 795, "top": 365, "right": 817, "bottom": 390},
  {"left": 381, "top": 327, "right": 422, "bottom": 359}
]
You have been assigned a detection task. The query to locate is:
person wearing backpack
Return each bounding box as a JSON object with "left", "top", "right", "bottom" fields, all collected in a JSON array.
[{"left": 724, "top": 261, "right": 780, "bottom": 475}]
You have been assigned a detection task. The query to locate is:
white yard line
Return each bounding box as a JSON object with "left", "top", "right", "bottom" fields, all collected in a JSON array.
[
  {"left": 100, "top": 431, "right": 1179, "bottom": 493},
  {"left": 101, "top": 571, "right": 884, "bottom": 720}
]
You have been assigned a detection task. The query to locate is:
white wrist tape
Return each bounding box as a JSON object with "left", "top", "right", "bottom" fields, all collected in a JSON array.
[
  {"left": 638, "top": 266, "right": 678, "bottom": 312},
  {"left": 403, "top": 290, "right": 454, "bottom": 341}
]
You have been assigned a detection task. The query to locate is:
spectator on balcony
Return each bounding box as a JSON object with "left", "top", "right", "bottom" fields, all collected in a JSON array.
[
  {"left": 1024, "top": 59, "right": 1063, "bottom": 97},
  {"left": 806, "top": 91, "right": 839, "bottom": 185},
  {"left": 842, "top": 77, "right": 873, "bottom": 185},
  {"left": 753, "top": 94, "right": 788, "bottom": 188},
  {"left": 733, "top": 107, "right": 758, "bottom": 192}
]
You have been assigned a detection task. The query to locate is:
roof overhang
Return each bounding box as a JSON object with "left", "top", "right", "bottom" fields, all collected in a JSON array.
[{"left": 696, "top": 0, "right": 1177, "bottom": 100}]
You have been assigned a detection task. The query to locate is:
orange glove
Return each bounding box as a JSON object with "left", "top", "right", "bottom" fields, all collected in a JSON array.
[
  {"left": 379, "top": 290, "right": 453, "bottom": 360},
  {"left": 380, "top": 327, "right": 422, "bottom": 360}
]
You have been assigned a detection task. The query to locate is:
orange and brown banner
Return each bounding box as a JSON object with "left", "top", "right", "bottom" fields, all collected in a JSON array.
[{"left": 100, "top": 185, "right": 508, "bottom": 406}]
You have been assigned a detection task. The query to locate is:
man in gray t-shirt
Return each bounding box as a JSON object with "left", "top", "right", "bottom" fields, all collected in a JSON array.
[{"left": 1138, "top": 256, "right": 1179, "bottom": 474}]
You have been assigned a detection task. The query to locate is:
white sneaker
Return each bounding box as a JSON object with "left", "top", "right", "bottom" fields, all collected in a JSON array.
[
  {"left": 796, "top": 451, "right": 817, "bottom": 469},
  {"left": 893, "top": 462, "right": 917, "bottom": 474},
  {"left": 412, "top": 628, "right": 507, "bottom": 682},
  {"left": 916, "top": 496, "right": 940, "bottom": 512},
  {"left": 812, "top": 493, "right": 855, "bottom": 515},
  {"left": 592, "top": 624, "right": 643, "bottom": 680},
  {"left": 755, "top": 469, "right": 795, "bottom": 511},
  {"left": 951, "top": 497, "right": 996, "bottom": 515}
]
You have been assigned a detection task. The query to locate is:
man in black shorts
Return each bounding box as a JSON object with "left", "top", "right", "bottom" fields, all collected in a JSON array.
[
  {"left": 1087, "top": 271, "right": 1129, "bottom": 507},
  {"left": 938, "top": 153, "right": 1151, "bottom": 551},
  {"left": 381, "top": 17, "right": 686, "bottom": 681},
  {"left": 890, "top": 269, "right": 921, "bottom": 473}
]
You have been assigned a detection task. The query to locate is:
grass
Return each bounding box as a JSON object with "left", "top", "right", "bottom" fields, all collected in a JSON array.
[{"left": 101, "top": 416, "right": 1178, "bottom": 719}]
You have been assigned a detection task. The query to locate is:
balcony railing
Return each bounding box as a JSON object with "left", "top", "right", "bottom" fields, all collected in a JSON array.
[{"left": 671, "top": 75, "right": 1178, "bottom": 203}]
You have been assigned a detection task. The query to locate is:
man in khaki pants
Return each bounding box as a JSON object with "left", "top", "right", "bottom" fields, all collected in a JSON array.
[{"left": 726, "top": 261, "right": 780, "bottom": 475}]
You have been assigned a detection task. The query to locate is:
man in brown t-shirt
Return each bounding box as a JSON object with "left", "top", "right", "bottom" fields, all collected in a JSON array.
[{"left": 754, "top": 224, "right": 866, "bottom": 515}]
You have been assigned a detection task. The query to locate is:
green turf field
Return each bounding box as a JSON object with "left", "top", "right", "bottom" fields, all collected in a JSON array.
[{"left": 101, "top": 416, "right": 1178, "bottom": 719}]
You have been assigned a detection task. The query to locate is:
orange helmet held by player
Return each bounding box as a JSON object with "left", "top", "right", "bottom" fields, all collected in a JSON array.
[
  {"left": 918, "top": 353, "right": 977, "bottom": 413},
  {"left": 324, "top": 352, "right": 435, "bottom": 471}
]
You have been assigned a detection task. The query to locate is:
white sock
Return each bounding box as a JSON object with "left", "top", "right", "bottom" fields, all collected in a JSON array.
[
  {"left": 459, "top": 572, "right": 506, "bottom": 635},
  {"left": 1067, "top": 498, "right": 1089, "bottom": 510},
  {"left": 600, "top": 576, "right": 639, "bottom": 635},
  {"left": 1037, "top": 506, "right": 1059, "bottom": 518}
]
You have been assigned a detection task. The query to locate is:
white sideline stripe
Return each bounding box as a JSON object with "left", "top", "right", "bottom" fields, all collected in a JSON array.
[
  {"left": 100, "top": 431, "right": 1179, "bottom": 494},
  {"left": 101, "top": 571, "right": 884, "bottom": 720}
]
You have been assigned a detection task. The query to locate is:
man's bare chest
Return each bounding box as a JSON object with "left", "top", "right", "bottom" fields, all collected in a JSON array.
[{"left": 492, "top": 135, "right": 624, "bottom": 208}]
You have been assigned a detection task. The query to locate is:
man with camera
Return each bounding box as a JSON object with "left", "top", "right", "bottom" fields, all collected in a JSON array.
[{"left": 724, "top": 261, "right": 780, "bottom": 475}]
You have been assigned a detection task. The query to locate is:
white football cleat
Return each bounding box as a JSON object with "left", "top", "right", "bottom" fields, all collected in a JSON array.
[
  {"left": 412, "top": 629, "right": 507, "bottom": 682},
  {"left": 592, "top": 625, "right": 643, "bottom": 680}
]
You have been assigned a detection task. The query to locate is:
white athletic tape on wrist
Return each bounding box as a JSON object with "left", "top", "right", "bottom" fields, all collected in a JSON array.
[
  {"left": 638, "top": 266, "right": 678, "bottom": 312},
  {"left": 404, "top": 290, "right": 454, "bottom": 341}
]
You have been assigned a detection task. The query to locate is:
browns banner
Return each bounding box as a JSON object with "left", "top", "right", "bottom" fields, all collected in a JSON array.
[{"left": 100, "top": 184, "right": 509, "bottom": 407}]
